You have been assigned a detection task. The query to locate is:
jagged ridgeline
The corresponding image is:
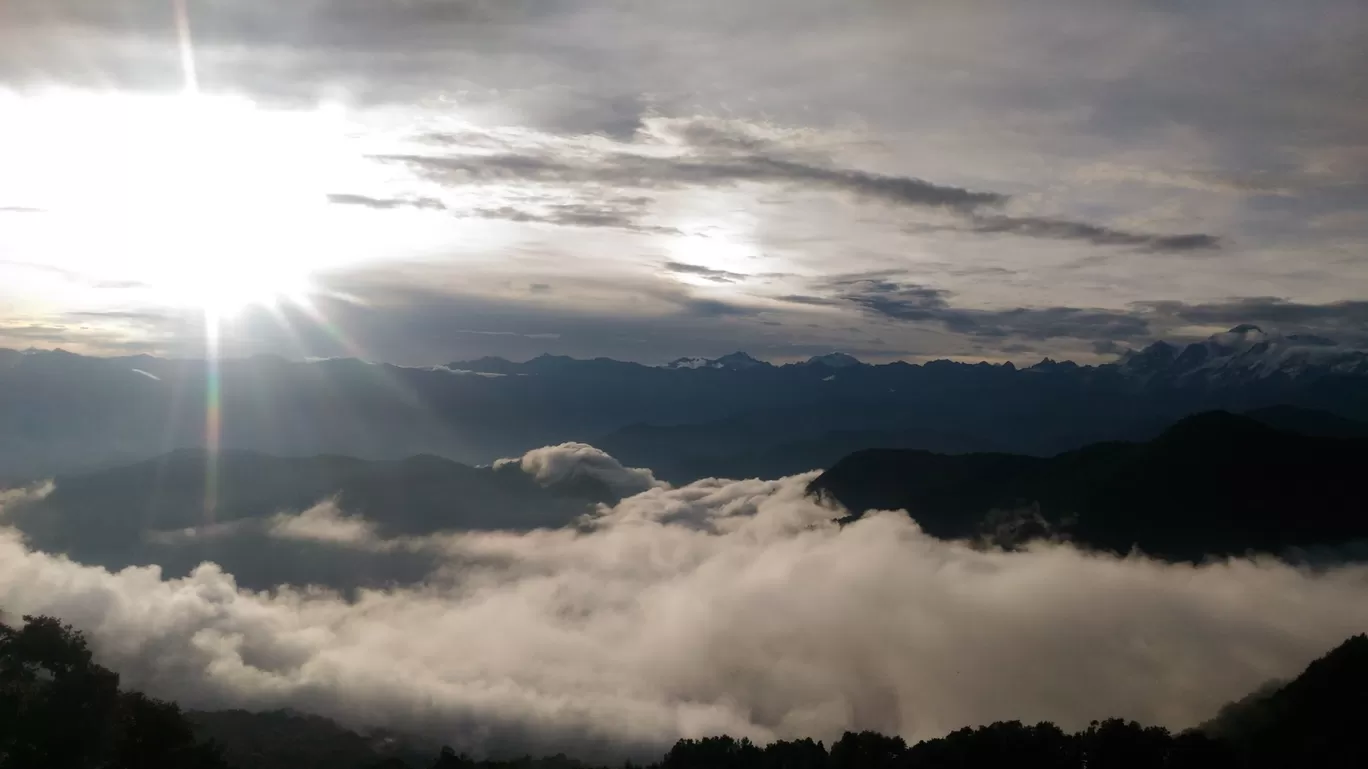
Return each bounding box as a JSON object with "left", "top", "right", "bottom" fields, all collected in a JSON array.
[{"left": 4, "top": 325, "right": 1368, "bottom": 485}]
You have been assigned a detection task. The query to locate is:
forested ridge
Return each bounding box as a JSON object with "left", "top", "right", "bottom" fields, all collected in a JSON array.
[{"left": 3, "top": 614, "right": 1364, "bottom": 769}]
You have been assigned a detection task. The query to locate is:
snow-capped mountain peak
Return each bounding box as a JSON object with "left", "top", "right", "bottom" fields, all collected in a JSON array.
[
  {"left": 1117, "top": 325, "right": 1368, "bottom": 385},
  {"left": 664, "top": 357, "right": 712, "bottom": 370},
  {"left": 662, "top": 352, "right": 771, "bottom": 371}
]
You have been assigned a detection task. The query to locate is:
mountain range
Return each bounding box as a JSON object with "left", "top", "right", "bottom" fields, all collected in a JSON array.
[
  {"left": 808, "top": 409, "right": 1368, "bottom": 560},
  {"left": 6, "top": 406, "right": 1367, "bottom": 596},
  {"left": 3, "top": 325, "right": 1367, "bottom": 483}
]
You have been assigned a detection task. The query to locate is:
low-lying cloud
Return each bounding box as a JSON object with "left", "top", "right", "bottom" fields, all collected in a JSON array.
[
  {"left": 269, "top": 500, "right": 380, "bottom": 546},
  {"left": 1, "top": 457, "right": 1367, "bottom": 760},
  {"left": 504, "top": 442, "right": 665, "bottom": 498}
]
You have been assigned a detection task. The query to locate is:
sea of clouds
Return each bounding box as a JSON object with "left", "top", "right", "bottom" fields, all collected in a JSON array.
[{"left": 2, "top": 446, "right": 1367, "bottom": 759}]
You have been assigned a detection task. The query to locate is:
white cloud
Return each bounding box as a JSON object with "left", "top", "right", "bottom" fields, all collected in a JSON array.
[
  {"left": 269, "top": 500, "right": 380, "bottom": 546},
  {"left": 0, "top": 480, "right": 52, "bottom": 515},
  {"left": 1, "top": 466, "right": 1367, "bottom": 759},
  {"left": 504, "top": 442, "right": 665, "bottom": 497}
]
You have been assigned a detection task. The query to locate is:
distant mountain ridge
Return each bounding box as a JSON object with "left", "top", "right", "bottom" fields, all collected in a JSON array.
[
  {"left": 446, "top": 325, "right": 1368, "bottom": 385},
  {"left": 4, "top": 325, "right": 1368, "bottom": 482},
  {"left": 1116, "top": 324, "right": 1368, "bottom": 386}
]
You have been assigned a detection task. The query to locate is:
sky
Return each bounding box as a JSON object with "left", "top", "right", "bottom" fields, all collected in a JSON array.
[{"left": 1, "top": 0, "right": 1366, "bottom": 365}]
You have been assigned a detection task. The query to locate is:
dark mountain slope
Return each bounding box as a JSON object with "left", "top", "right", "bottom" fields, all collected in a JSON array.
[
  {"left": 809, "top": 412, "right": 1368, "bottom": 559},
  {"left": 1244, "top": 404, "right": 1368, "bottom": 439},
  {"left": 596, "top": 413, "right": 996, "bottom": 483},
  {"left": 189, "top": 710, "right": 437, "bottom": 769},
  {"left": 1206, "top": 635, "right": 1368, "bottom": 769},
  {"left": 5, "top": 450, "right": 609, "bottom": 591},
  {"left": 21, "top": 448, "right": 598, "bottom": 539}
]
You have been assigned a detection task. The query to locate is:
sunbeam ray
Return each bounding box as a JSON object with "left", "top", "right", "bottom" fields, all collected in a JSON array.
[{"left": 172, "top": 0, "right": 199, "bottom": 95}]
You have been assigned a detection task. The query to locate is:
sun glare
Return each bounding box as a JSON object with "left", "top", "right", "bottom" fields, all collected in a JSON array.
[{"left": 0, "top": 90, "right": 363, "bottom": 315}]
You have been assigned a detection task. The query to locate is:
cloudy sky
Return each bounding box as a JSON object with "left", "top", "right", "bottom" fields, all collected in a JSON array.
[{"left": 1, "top": 0, "right": 1365, "bottom": 364}]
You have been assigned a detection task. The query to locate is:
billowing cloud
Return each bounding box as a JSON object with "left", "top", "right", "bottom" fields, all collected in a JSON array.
[
  {"left": 0, "top": 481, "right": 52, "bottom": 513},
  {"left": 506, "top": 442, "right": 664, "bottom": 498},
  {"left": 2, "top": 461, "right": 1368, "bottom": 760},
  {"left": 269, "top": 500, "right": 379, "bottom": 546}
]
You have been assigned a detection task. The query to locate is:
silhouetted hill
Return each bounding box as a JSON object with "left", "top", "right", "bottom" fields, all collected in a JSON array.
[
  {"left": 1244, "top": 404, "right": 1368, "bottom": 438},
  {"left": 808, "top": 412, "right": 1368, "bottom": 559},
  {"left": 189, "top": 710, "right": 437, "bottom": 769},
  {"left": 33, "top": 448, "right": 603, "bottom": 536},
  {"left": 1206, "top": 635, "right": 1368, "bottom": 768},
  {"left": 5, "top": 449, "right": 609, "bottom": 591},
  {"left": 596, "top": 415, "right": 995, "bottom": 483}
]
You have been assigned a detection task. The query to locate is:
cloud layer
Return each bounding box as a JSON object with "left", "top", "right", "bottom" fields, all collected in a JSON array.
[
  {"left": 2, "top": 459, "right": 1367, "bottom": 759},
  {"left": 4, "top": 0, "right": 1366, "bottom": 364}
]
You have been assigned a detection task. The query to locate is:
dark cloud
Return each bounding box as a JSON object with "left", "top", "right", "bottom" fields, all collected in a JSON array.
[
  {"left": 775, "top": 294, "right": 843, "bottom": 307},
  {"left": 325, "top": 192, "right": 674, "bottom": 233},
  {"left": 1092, "top": 340, "right": 1127, "bottom": 356},
  {"left": 471, "top": 203, "right": 677, "bottom": 234},
  {"left": 798, "top": 277, "right": 1152, "bottom": 342},
  {"left": 682, "top": 297, "right": 759, "bottom": 318},
  {"left": 663, "top": 119, "right": 778, "bottom": 153},
  {"left": 377, "top": 151, "right": 1005, "bottom": 211},
  {"left": 380, "top": 147, "right": 1226, "bottom": 252},
  {"left": 327, "top": 193, "right": 447, "bottom": 211},
  {"left": 662, "top": 262, "right": 749, "bottom": 283},
  {"left": 1139, "top": 297, "right": 1368, "bottom": 344},
  {"left": 969, "top": 215, "right": 1222, "bottom": 253}
]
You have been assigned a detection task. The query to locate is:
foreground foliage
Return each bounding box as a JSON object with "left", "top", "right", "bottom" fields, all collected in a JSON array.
[
  {"left": 2, "top": 614, "right": 1364, "bottom": 769},
  {"left": 0, "top": 614, "right": 230, "bottom": 768}
]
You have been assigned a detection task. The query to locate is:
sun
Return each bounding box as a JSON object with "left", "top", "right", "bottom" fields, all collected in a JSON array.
[{"left": 0, "top": 90, "right": 358, "bottom": 315}]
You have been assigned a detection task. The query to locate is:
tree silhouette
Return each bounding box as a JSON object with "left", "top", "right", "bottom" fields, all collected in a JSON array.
[
  {"left": 432, "top": 746, "right": 477, "bottom": 769},
  {"left": 907, "top": 721, "right": 1078, "bottom": 769},
  {"left": 828, "top": 731, "right": 906, "bottom": 769},
  {"left": 0, "top": 614, "right": 120, "bottom": 768},
  {"left": 0, "top": 614, "right": 228, "bottom": 769},
  {"left": 5, "top": 611, "right": 1368, "bottom": 769}
]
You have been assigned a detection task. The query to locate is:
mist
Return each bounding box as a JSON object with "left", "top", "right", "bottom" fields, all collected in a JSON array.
[{"left": 2, "top": 458, "right": 1367, "bottom": 759}]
